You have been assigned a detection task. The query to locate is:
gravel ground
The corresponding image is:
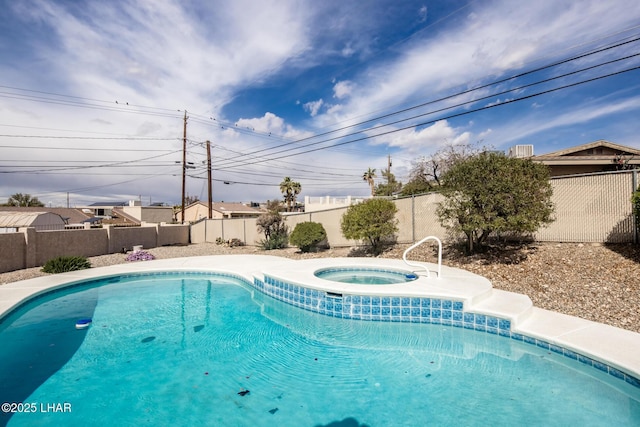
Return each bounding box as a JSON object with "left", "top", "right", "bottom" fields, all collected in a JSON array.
[{"left": 1, "top": 241, "right": 639, "bottom": 333}]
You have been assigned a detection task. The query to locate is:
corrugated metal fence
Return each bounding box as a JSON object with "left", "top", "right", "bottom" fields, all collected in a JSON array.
[
  {"left": 404, "top": 169, "right": 638, "bottom": 244},
  {"left": 534, "top": 170, "right": 637, "bottom": 243}
]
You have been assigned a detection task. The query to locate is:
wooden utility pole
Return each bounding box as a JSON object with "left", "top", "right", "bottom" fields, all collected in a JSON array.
[
  {"left": 181, "top": 111, "right": 188, "bottom": 223},
  {"left": 387, "top": 154, "right": 392, "bottom": 185},
  {"left": 206, "top": 140, "right": 213, "bottom": 219}
]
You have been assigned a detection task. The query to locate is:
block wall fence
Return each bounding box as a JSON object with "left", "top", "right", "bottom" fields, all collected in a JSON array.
[{"left": 0, "top": 170, "right": 637, "bottom": 274}]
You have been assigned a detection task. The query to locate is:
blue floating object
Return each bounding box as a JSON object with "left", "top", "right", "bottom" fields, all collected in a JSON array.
[
  {"left": 405, "top": 274, "right": 418, "bottom": 280},
  {"left": 75, "top": 318, "right": 92, "bottom": 329}
]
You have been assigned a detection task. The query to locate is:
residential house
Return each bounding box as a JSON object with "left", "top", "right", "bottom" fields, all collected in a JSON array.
[
  {"left": 179, "top": 201, "right": 262, "bottom": 223},
  {"left": 527, "top": 140, "right": 640, "bottom": 177},
  {"left": 303, "top": 195, "right": 367, "bottom": 213},
  {"left": 82, "top": 200, "right": 173, "bottom": 224}
]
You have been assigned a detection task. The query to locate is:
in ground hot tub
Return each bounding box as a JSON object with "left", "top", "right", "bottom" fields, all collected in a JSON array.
[{"left": 314, "top": 267, "right": 419, "bottom": 285}]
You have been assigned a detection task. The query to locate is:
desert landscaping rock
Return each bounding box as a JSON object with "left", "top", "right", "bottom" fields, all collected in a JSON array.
[{"left": 1, "top": 242, "right": 638, "bottom": 333}]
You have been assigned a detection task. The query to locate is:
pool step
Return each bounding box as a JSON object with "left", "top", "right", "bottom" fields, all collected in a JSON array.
[{"left": 469, "top": 288, "right": 534, "bottom": 327}]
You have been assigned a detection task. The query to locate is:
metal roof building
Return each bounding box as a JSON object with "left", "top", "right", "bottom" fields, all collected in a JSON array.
[{"left": 0, "top": 211, "right": 66, "bottom": 233}]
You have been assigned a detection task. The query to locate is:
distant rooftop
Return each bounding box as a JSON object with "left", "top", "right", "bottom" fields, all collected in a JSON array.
[{"left": 88, "top": 201, "right": 128, "bottom": 207}]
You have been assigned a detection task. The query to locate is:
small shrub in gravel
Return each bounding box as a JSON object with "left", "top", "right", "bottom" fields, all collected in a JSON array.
[
  {"left": 126, "top": 250, "right": 155, "bottom": 262},
  {"left": 41, "top": 256, "right": 91, "bottom": 273},
  {"left": 228, "top": 238, "right": 244, "bottom": 247},
  {"left": 290, "top": 222, "right": 327, "bottom": 253}
]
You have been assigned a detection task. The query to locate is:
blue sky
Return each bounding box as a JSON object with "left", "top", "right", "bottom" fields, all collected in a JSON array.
[{"left": 1, "top": 0, "right": 639, "bottom": 207}]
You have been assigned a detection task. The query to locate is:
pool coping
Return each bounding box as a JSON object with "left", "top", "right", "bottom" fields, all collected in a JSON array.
[{"left": 1, "top": 254, "right": 639, "bottom": 387}]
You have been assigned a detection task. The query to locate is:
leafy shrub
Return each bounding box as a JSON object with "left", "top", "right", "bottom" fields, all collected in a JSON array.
[
  {"left": 126, "top": 250, "right": 155, "bottom": 262},
  {"left": 341, "top": 198, "right": 398, "bottom": 255},
  {"left": 41, "top": 256, "right": 91, "bottom": 273},
  {"left": 257, "top": 200, "right": 289, "bottom": 250},
  {"left": 260, "top": 232, "right": 288, "bottom": 250},
  {"left": 632, "top": 185, "right": 640, "bottom": 236},
  {"left": 215, "top": 237, "right": 244, "bottom": 247},
  {"left": 289, "top": 222, "right": 327, "bottom": 252},
  {"left": 437, "top": 152, "right": 554, "bottom": 254},
  {"left": 228, "top": 238, "right": 244, "bottom": 247}
]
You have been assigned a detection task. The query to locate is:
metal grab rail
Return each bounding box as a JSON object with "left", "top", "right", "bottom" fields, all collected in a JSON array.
[{"left": 402, "top": 236, "right": 442, "bottom": 278}]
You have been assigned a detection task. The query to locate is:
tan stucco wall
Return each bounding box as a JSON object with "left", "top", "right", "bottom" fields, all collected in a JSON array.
[
  {"left": 0, "top": 224, "right": 190, "bottom": 273},
  {"left": 0, "top": 232, "right": 27, "bottom": 273},
  {"left": 157, "top": 224, "right": 190, "bottom": 246},
  {"left": 36, "top": 229, "right": 109, "bottom": 265}
]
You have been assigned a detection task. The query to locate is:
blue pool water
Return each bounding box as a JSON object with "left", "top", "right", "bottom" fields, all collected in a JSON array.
[
  {"left": 1, "top": 273, "right": 639, "bottom": 426},
  {"left": 314, "top": 267, "right": 417, "bottom": 284}
]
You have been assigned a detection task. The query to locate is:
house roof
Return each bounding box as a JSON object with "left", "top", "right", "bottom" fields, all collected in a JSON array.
[
  {"left": 0, "top": 211, "right": 65, "bottom": 227},
  {"left": 0, "top": 207, "right": 91, "bottom": 224},
  {"left": 82, "top": 216, "right": 103, "bottom": 224},
  {"left": 88, "top": 201, "right": 128, "bottom": 207},
  {"left": 184, "top": 201, "right": 262, "bottom": 215},
  {"left": 534, "top": 140, "right": 640, "bottom": 159},
  {"left": 110, "top": 207, "right": 141, "bottom": 224},
  {"left": 212, "top": 202, "right": 262, "bottom": 214}
]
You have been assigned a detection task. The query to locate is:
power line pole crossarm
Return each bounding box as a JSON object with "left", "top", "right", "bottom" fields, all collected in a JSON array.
[
  {"left": 181, "top": 111, "right": 188, "bottom": 224},
  {"left": 207, "top": 140, "right": 212, "bottom": 219}
]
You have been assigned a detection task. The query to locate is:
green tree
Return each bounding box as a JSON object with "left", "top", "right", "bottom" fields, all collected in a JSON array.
[
  {"left": 400, "top": 159, "right": 432, "bottom": 196},
  {"left": 256, "top": 200, "right": 289, "bottom": 249},
  {"left": 374, "top": 169, "right": 402, "bottom": 196},
  {"left": 405, "top": 141, "right": 490, "bottom": 192},
  {"left": 437, "top": 152, "right": 554, "bottom": 254},
  {"left": 279, "top": 177, "right": 301, "bottom": 212},
  {"left": 362, "top": 168, "right": 377, "bottom": 196},
  {"left": 341, "top": 198, "right": 398, "bottom": 255},
  {"left": 289, "top": 221, "right": 327, "bottom": 252},
  {"left": 632, "top": 185, "right": 640, "bottom": 236},
  {"left": 6, "top": 193, "right": 45, "bottom": 207}
]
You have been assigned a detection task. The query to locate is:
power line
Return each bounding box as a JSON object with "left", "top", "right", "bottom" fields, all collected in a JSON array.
[
  {"left": 0, "top": 145, "right": 175, "bottom": 152},
  {"left": 218, "top": 65, "right": 640, "bottom": 167},
  {"left": 212, "top": 36, "right": 640, "bottom": 168},
  {"left": 0, "top": 150, "right": 182, "bottom": 173},
  {"left": 0, "top": 134, "right": 176, "bottom": 140}
]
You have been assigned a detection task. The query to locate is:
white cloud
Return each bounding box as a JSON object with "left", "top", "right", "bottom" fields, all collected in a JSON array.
[
  {"left": 2, "top": 0, "right": 639, "bottom": 204},
  {"left": 418, "top": 6, "right": 427, "bottom": 23},
  {"left": 236, "top": 112, "right": 313, "bottom": 140},
  {"left": 341, "top": 43, "right": 356, "bottom": 57},
  {"left": 333, "top": 81, "right": 355, "bottom": 99},
  {"left": 480, "top": 95, "right": 640, "bottom": 148},
  {"left": 370, "top": 120, "right": 471, "bottom": 156},
  {"left": 303, "top": 99, "right": 324, "bottom": 117},
  {"left": 312, "top": 0, "right": 640, "bottom": 135},
  {"left": 478, "top": 128, "right": 493, "bottom": 141}
]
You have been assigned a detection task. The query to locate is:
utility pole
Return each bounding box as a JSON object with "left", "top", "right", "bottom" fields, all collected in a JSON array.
[
  {"left": 206, "top": 140, "right": 213, "bottom": 219},
  {"left": 387, "top": 154, "right": 392, "bottom": 185},
  {"left": 181, "top": 111, "right": 188, "bottom": 223}
]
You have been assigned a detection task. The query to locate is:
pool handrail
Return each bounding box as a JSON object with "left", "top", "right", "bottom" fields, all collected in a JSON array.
[{"left": 402, "top": 236, "right": 442, "bottom": 278}]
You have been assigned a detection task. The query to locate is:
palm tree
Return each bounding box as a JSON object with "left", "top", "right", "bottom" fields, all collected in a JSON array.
[
  {"left": 279, "top": 177, "right": 302, "bottom": 212},
  {"left": 362, "top": 168, "right": 376, "bottom": 196},
  {"left": 6, "top": 193, "right": 45, "bottom": 207}
]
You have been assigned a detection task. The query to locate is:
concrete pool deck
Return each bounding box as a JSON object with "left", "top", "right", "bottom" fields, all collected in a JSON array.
[{"left": 1, "top": 254, "right": 639, "bottom": 385}]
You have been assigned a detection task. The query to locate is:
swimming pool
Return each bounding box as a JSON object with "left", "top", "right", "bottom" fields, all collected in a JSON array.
[
  {"left": 0, "top": 255, "right": 639, "bottom": 426},
  {"left": 314, "top": 267, "right": 418, "bottom": 284}
]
